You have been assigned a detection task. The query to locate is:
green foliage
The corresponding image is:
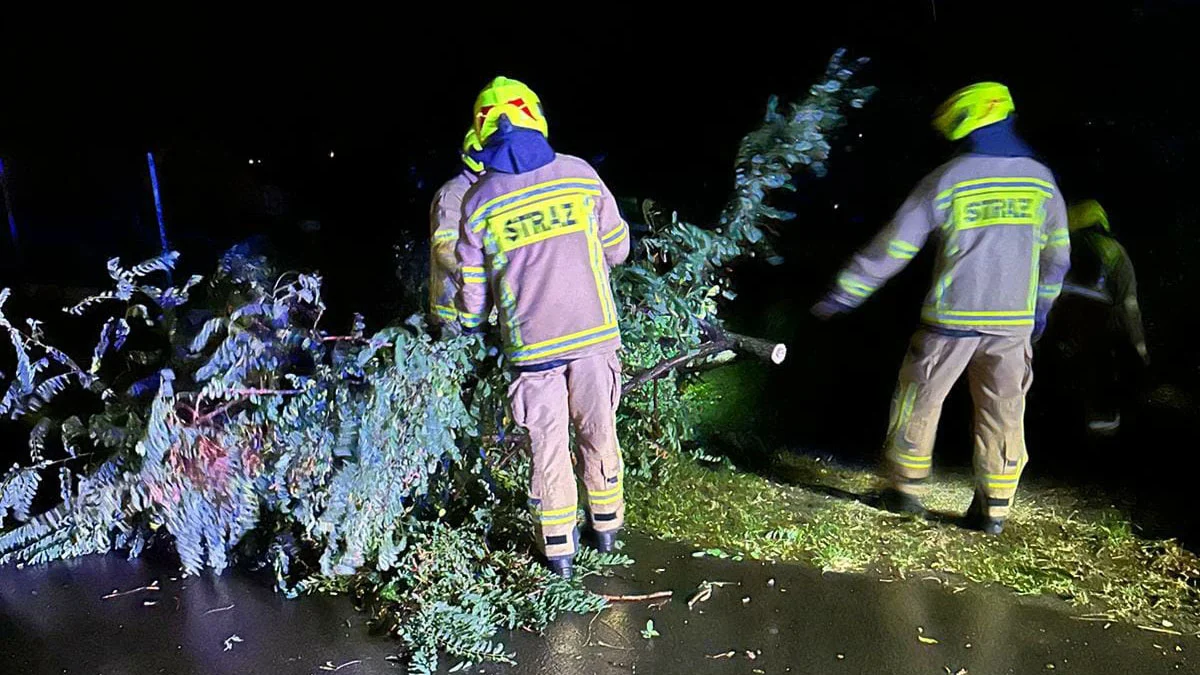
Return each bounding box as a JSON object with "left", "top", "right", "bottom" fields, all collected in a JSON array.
[
  {"left": 0, "top": 49, "right": 874, "bottom": 672},
  {"left": 613, "top": 48, "right": 875, "bottom": 474}
]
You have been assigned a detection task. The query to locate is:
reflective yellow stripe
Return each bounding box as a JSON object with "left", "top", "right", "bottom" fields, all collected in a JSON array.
[
  {"left": 602, "top": 227, "right": 628, "bottom": 248},
  {"left": 536, "top": 504, "right": 577, "bottom": 517},
  {"left": 589, "top": 494, "right": 623, "bottom": 506},
  {"left": 469, "top": 178, "right": 601, "bottom": 222},
  {"left": 539, "top": 513, "right": 578, "bottom": 526},
  {"left": 588, "top": 226, "right": 614, "bottom": 325},
  {"left": 952, "top": 177, "right": 1055, "bottom": 190},
  {"left": 893, "top": 452, "right": 931, "bottom": 465},
  {"left": 433, "top": 230, "right": 458, "bottom": 243},
  {"left": 952, "top": 186, "right": 1054, "bottom": 202},
  {"left": 461, "top": 266, "right": 484, "bottom": 274},
  {"left": 928, "top": 317, "right": 1034, "bottom": 326},
  {"left": 588, "top": 482, "right": 623, "bottom": 498},
  {"left": 937, "top": 310, "right": 1034, "bottom": 317},
  {"left": 896, "top": 459, "right": 931, "bottom": 470},
  {"left": 838, "top": 277, "right": 874, "bottom": 299},
  {"left": 515, "top": 322, "right": 617, "bottom": 355},
  {"left": 512, "top": 329, "right": 619, "bottom": 363}
]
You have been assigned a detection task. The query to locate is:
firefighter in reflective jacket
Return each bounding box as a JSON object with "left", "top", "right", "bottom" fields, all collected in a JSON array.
[
  {"left": 456, "top": 77, "right": 631, "bottom": 577},
  {"left": 813, "top": 82, "right": 1071, "bottom": 534},
  {"left": 428, "top": 130, "right": 484, "bottom": 326}
]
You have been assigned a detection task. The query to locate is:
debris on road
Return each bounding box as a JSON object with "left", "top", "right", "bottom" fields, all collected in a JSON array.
[
  {"left": 1138, "top": 624, "right": 1183, "bottom": 636},
  {"left": 223, "top": 634, "right": 243, "bottom": 652},
  {"left": 102, "top": 580, "right": 160, "bottom": 599},
  {"left": 204, "top": 603, "right": 235, "bottom": 615},
  {"left": 601, "top": 591, "right": 673, "bottom": 603},
  {"left": 687, "top": 583, "right": 713, "bottom": 610}
]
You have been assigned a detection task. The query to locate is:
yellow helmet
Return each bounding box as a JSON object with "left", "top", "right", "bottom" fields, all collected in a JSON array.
[
  {"left": 461, "top": 128, "right": 484, "bottom": 174},
  {"left": 1068, "top": 200, "right": 1111, "bottom": 233},
  {"left": 932, "top": 82, "right": 1015, "bottom": 141},
  {"left": 472, "top": 76, "right": 549, "bottom": 144}
]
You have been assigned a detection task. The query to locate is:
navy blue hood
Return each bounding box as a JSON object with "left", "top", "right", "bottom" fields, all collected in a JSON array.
[
  {"left": 963, "top": 117, "right": 1035, "bottom": 158},
  {"left": 470, "top": 116, "right": 556, "bottom": 174}
]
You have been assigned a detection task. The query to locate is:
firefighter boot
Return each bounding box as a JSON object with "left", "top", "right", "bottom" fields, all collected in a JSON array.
[
  {"left": 545, "top": 527, "right": 581, "bottom": 578},
  {"left": 965, "top": 492, "right": 1006, "bottom": 535},
  {"left": 587, "top": 527, "right": 621, "bottom": 553},
  {"left": 546, "top": 555, "right": 574, "bottom": 579},
  {"left": 881, "top": 488, "right": 927, "bottom": 517}
]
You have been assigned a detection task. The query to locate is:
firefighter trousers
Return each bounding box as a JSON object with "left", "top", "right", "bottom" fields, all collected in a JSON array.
[
  {"left": 886, "top": 329, "right": 1033, "bottom": 520},
  {"left": 508, "top": 351, "right": 624, "bottom": 559}
]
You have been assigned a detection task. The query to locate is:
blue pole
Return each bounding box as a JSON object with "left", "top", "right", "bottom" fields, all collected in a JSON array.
[
  {"left": 0, "top": 158, "right": 17, "bottom": 252},
  {"left": 146, "top": 152, "right": 169, "bottom": 253}
]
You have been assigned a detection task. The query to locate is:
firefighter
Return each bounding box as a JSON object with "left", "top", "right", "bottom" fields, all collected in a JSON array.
[
  {"left": 456, "top": 77, "right": 631, "bottom": 577},
  {"left": 428, "top": 130, "right": 484, "bottom": 327},
  {"left": 813, "top": 82, "right": 1071, "bottom": 534},
  {"left": 1056, "top": 200, "right": 1149, "bottom": 433}
]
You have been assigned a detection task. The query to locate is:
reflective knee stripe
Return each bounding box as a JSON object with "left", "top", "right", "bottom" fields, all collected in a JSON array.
[
  {"left": 588, "top": 480, "right": 623, "bottom": 506},
  {"left": 532, "top": 504, "right": 578, "bottom": 527},
  {"left": 892, "top": 451, "right": 932, "bottom": 470},
  {"left": 984, "top": 473, "right": 1021, "bottom": 490}
]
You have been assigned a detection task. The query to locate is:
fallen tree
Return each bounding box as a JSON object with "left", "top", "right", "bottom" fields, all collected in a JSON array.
[{"left": 0, "top": 49, "right": 874, "bottom": 673}]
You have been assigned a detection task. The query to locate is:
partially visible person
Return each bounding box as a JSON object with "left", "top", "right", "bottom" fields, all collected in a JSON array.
[
  {"left": 1050, "top": 200, "right": 1148, "bottom": 434},
  {"left": 428, "top": 130, "right": 484, "bottom": 328}
]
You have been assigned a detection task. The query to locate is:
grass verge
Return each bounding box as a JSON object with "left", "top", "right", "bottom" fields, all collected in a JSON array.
[{"left": 626, "top": 452, "right": 1200, "bottom": 632}]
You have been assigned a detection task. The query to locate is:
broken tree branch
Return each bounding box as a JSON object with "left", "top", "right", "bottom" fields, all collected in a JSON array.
[{"left": 622, "top": 325, "right": 786, "bottom": 395}]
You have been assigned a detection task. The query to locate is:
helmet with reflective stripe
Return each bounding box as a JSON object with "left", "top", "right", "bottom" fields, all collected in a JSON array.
[
  {"left": 473, "top": 76, "right": 549, "bottom": 144},
  {"left": 461, "top": 128, "right": 484, "bottom": 174},
  {"left": 932, "top": 82, "right": 1015, "bottom": 141},
  {"left": 1068, "top": 199, "right": 1111, "bottom": 233}
]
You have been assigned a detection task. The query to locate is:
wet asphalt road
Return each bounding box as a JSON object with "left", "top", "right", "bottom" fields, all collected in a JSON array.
[{"left": 0, "top": 534, "right": 1193, "bottom": 674}]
